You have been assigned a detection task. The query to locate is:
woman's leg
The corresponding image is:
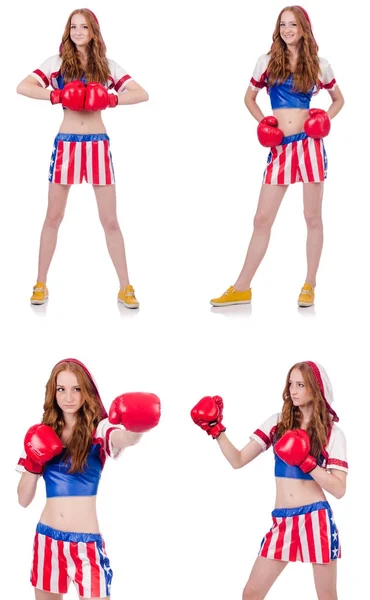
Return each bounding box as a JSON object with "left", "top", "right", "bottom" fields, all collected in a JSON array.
[
  {"left": 93, "top": 184, "right": 130, "bottom": 288},
  {"left": 242, "top": 556, "right": 288, "bottom": 599},
  {"left": 234, "top": 184, "right": 289, "bottom": 290},
  {"left": 36, "top": 183, "right": 71, "bottom": 282},
  {"left": 302, "top": 182, "right": 324, "bottom": 287},
  {"left": 312, "top": 561, "right": 338, "bottom": 600},
  {"left": 35, "top": 589, "right": 63, "bottom": 599}
]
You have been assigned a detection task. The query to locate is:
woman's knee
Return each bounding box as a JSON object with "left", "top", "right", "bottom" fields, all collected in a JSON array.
[
  {"left": 242, "top": 584, "right": 261, "bottom": 600},
  {"left": 44, "top": 210, "right": 65, "bottom": 229},
  {"left": 253, "top": 210, "right": 274, "bottom": 230},
  {"left": 100, "top": 216, "right": 120, "bottom": 233},
  {"left": 304, "top": 211, "right": 323, "bottom": 229}
]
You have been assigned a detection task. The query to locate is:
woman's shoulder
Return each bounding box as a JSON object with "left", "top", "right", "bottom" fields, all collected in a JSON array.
[
  {"left": 330, "top": 422, "right": 346, "bottom": 438},
  {"left": 254, "top": 53, "right": 271, "bottom": 68},
  {"left": 39, "top": 54, "right": 62, "bottom": 68}
]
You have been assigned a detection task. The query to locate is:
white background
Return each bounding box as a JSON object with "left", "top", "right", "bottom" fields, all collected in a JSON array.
[{"left": 1, "top": 0, "right": 367, "bottom": 598}]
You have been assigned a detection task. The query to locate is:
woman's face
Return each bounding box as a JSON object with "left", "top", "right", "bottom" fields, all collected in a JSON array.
[
  {"left": 289, "top": 368, "right": 312, "bottom": 407},
  {"left": 69, "top": 13, "right": 92, "bottom": 48},
  {"left": 279, "top": 10, "right": 302, "bottom": 47},
  {"left": 55, "top": 370, "right": 84, "bottom": 415}
]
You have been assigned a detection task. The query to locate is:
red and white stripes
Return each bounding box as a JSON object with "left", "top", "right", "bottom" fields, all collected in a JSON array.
[
  {"left": 263, "top": 136, "right": 327, "bottom": 185},
  {"left": 31, "top": 525, "right": 112, "bottom": 598},
  {"left": 259, "top": 503, "right": 340, "bottom": 563},
  {"left": 49, "top": 135, "right": 115, "bottom": 186}
]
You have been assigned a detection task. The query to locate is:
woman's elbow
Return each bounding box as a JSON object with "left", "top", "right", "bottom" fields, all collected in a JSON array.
[
  {"left": 334, "top": 485, "right": 346, "bottom": 500},
  {"left": 16, "top": 83, "right": 24, "bottom": 95},
  {"left": 142, "top": 90, "right": 149, "bottom": 102},
  {"left": 18, "top": 495, "right": 32, "bottom": 508}
]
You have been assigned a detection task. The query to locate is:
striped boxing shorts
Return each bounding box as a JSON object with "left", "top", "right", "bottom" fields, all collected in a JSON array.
[
  {"left": 49, "top": 133, "right": 115, "bottom": 185},
  {"left": 262, "top": 132, "right": 328, "bottom": 185},
  {"left": 31, "top": 523, "right": 113, "bottom": 598},
  {"left": 258, "top": 501, "right": 341, "bottom": 563}
]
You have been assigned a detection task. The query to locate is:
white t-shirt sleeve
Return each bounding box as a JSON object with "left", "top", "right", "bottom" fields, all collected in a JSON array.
[
  {"left": 249, "top": 54, "right": 270, "bottom": 91},
  {"left": 107, "top": 59, "right": 133, "bottom": 92},
  {"left": 250, "top": 413, "right": 280, "bottom": 450},
  {"left": 31, "top": 55, "right": 62, "bottom": 88},
  {"left": 325, "top": 425, "right": 348, "bottom": 473},
  {"left": 318, "top": 57, "right": 337, "bottom": 91},
  {"left": 94, "top": 418, "right": 126, "bottom": 460},
  {"left": 16, "top": 449, "right": 28, "bottom": 473}
]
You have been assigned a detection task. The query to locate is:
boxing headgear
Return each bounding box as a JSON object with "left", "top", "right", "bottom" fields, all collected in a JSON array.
[{"left": 305, "top": 361, "right": 339, "bottom": 422}]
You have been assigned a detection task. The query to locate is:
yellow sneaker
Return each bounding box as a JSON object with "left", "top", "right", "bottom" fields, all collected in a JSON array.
[
  {"left": 210, "top": 285, "right": 252, "bottom": 307},
  {"left": 298, "top": 283, "right": 315, "bottom": 307},
  {"left": 30, "top": 281, "right": 48, "bottom": 305},
  {"left": 118, "top": 284, "right": 140, "bottom": 309}
]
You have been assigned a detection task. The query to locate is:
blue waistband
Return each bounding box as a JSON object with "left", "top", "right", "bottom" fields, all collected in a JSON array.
[
  {"left": 272, "top": 501, "right": 331, "bottom": 518},
  {"left": 54, "top": 133, "right": 110, "bottom": 143},
  {"left": 36, "top": 522, "right": 103, "bottom": 543},
  {"left": 280, "top": 132, "right": 308, "bottom": 145}
]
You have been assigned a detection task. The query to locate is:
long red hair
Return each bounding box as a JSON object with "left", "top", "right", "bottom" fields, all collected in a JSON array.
[
  {"left": 275, "top": 362, "right": 332, "bottom": 459},
  {"left": 42, "top": 361, "right": 102, "bottom": 472},
  {"left": 60, "top": 9, "right": 110, "bottom": 84},
  {"left": 267, "top": 6, "right": 320, "bottom": 93}
]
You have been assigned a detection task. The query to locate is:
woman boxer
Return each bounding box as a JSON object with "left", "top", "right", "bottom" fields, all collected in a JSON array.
[
  {"left": 17, "top": 358, "right": 160, "bottom": 599},
  {"left": 191, "top": 361, "right": 348, "bottom": 599},
  {"left": 16, "top": 8, "right": 149, "bottom": 308},
  {"left": 211, "top": 6, "right": 344, "bottom": 308}
]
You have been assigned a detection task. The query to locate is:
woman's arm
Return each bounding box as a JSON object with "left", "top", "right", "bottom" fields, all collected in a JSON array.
[
  {"left": 244, "top": 87, "right": 265, "bottom": 122},
  {"left": 326, "top": 86, "right": 345, "bottom": 119},
  {"left": 217, "top": 433, "right": 264, "bottom": 469},
  {"left": 310, "top": 467, "right": 347, "bottom": 499},
  {"left": 17, "top": 472, "right": 40, "bottom": 507},
  {"left": 16, "top": 75, "right": 51, "bottom": 100},
  {"left": 117, "top": 80, "right": 149, "bottom": 105},
  {"left": 110, "top": 429, "right": 143, "bottom": 449}
]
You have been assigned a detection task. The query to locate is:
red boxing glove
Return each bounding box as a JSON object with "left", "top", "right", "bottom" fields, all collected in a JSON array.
[
  {"left": 257, "top": 116, "right": 284, "bottom": 147},
  {"left": 190, "top": 395, "right": 226, "bottom": 439},
  {"left": 84, "top": 82, "right": 118, "bottom": 111},
  {"left": 109, "top": 392, "right": 161, "bottom": 432},
  {"left": 304, "top": 108, "right": 331, "bottom": 138},
  {"left": 24, "top": 424, "right": 63, "bottom": 474},
  {"left": 50, "top": 81, "right": 86, "bottom": 111},
  {"left": 274, "top": 429, "right": 317, "bottom": 474}
]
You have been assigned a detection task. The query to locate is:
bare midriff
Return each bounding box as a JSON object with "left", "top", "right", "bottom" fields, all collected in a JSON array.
[
  {"left": 58, "top": 109, "right": 107, "bottom": 134},
  {"left": 273, "top": 107, "right": 310, "bottom": 136},
  {"left": 40, "top": 496, "right": 100, "bottom": 533},
  {"left": 274, "top": 477, "right": 327, "bottom": 508}
]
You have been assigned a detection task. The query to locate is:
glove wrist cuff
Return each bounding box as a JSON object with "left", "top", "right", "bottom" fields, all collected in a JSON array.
[
  {"left": 300, "top": 454, "right": 317, "bottom": 474},
  {"left": 109, "top": 94, "right": 118, "bottom": 108},
  {"left": 23, "top": 457, "right": 43, "bottom": 475},
  {"left": 50, "top": 90, "right": 61, "bottom": 105},
  {"left": 209, "top": 423, "right": 226, "bottom": 439}
]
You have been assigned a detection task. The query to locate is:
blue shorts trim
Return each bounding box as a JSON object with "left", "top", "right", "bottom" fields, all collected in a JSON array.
[
  {"left": 272, "top": 501, "right": 331, "bottom": 518},
  {"left": 280, "top": 132, "right": 308, "bottom": 145},
  {"left": 54, "top": 133, "right": 110, "bottom": 143},
  {"left": 36, "top": 522, "right": 103, "bottom": 544}
]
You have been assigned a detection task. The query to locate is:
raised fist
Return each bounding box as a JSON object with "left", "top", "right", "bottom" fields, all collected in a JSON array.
[
  {"left": 109, "top": 392, "right": 161, "bottom": 432},
  {"left": 190, "top": 395, "right": 226, "bottom": 439},
  {"left": 24, "top": 424, "right": 63, "bottom": 474}
]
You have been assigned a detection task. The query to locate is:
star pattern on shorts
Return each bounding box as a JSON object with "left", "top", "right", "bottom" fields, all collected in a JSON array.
[{"left": 332, "top": 546, "right": 339, "bottom": 558}]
